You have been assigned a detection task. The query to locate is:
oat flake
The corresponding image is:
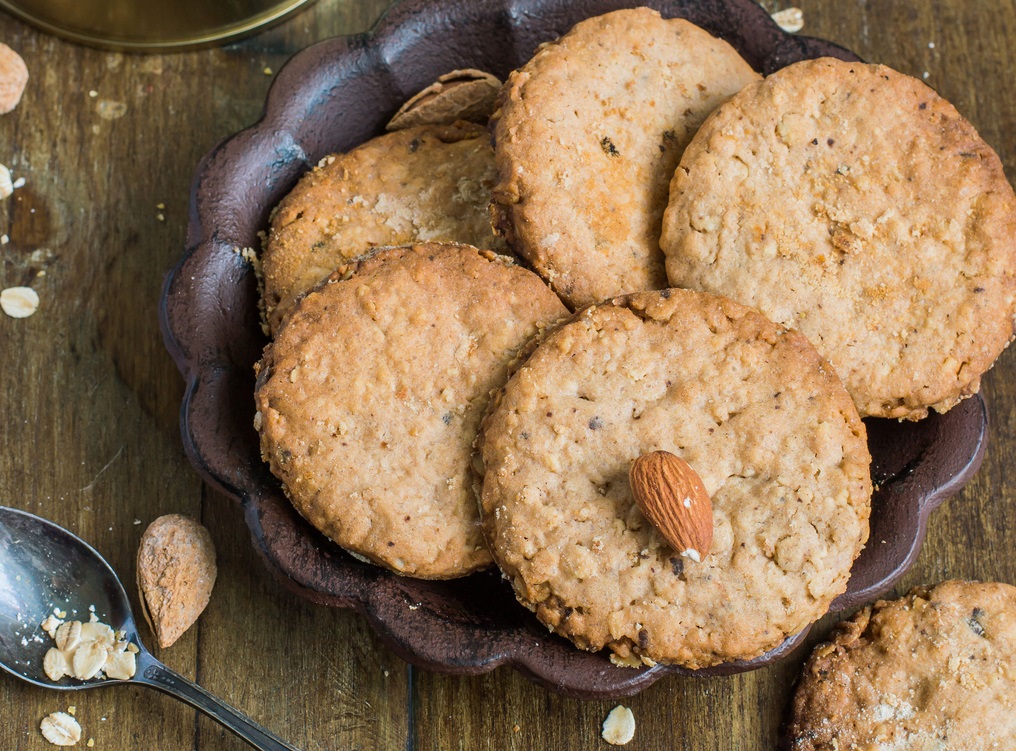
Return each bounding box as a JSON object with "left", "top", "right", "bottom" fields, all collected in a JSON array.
[
  {"left": 0, "top": 163, "right": 12, "bottom": 199},
  {"left": 1, "top": 286, "right": 39, "bottom": 318},
  {"left": 601, "top": 705, "right": 636, "bottom": 745},
  {"left": 771, "top": 7, "right": 804, "bottom": 33},
  {"left": 40, "top": 712, "right": 82, "bottom": 746}
]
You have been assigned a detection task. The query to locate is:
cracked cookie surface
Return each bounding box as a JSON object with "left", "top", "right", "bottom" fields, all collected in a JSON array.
[
  {"left": 255, "top": 243, "right": 567, "bottom": 579},
  {"left": 262, "top": 122, "right": 507, "bottom": 333},
  {"left": 787, "top": 580, "right": 1016, "bottom": 750},
  {"left": 661, "top": 57, "right": 1016, "bottom": 419},
  {"left": 490, "top": 8, "right": 759, "bottom": 309},
  {"left": 476, "top": 288, "right": 871, "bottom": 667}
]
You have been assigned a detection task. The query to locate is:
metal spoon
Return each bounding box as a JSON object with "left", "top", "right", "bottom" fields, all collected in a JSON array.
[{"left": 0, "top": 506, "right": 300, "bottom": 751}]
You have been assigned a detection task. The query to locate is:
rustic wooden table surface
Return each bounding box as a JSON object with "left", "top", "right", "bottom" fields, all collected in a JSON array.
[{"left": 0, "top": 0, "right": 1013, "bottom": 749}]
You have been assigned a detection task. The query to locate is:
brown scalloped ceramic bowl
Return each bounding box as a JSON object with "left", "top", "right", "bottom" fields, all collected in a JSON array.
[{"left": 159, "top": 0, "right": 989, "bottom": 698}]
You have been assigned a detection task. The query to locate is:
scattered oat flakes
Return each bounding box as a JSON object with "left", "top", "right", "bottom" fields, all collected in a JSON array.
[
  {"left": 263, "top": 66, "right": 273, "bottom": 76},
  {"left": 156, "top": 213, "right": 165, "bottom": 222},
  {"left": 40, "top": 613, "right": 137, "bottom": 682},
  {"left": 0, "top": 43, "right": 28, "bottom": 114},
  {"left": 771, "top": 6, "right": 804, "bottom": 33},
  {"left": 86, "top": 740, "right": 94, "bottom": 748},
  {"left": 1, "top": 286, "right": 39, "bottom": 318},
  {"left": 601, "top": 705, "right": 636, "bottom": 746},
  {"left": 40, "top": 711, "right": 81, "bottom": 746},
  {"left": 12, "top": 175, "right": 25, "bottom": 189},
  {"left": 88, "top": 90, "right": 98, "bottom": 98},
  {"left": 66, "top": 706, "right": 75, "bottom": 716},
  {"left": 96, "top": 100, "right": 127, "bottom": 120},
  {"left": 155, "top": 202, "right": 165, "bottom": 210}
]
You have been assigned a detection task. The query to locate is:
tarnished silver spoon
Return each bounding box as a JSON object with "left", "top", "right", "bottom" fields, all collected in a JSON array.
[{"left": 0, "top": 506, "right": 299, "bottom": 751}]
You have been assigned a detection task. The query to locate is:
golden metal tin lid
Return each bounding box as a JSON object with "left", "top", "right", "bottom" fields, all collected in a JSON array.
[{"left": 0, "top": 0, "right": 316, "bottom": 51}]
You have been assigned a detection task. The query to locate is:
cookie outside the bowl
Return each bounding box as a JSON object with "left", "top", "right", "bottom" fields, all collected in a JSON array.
[{"left": 786, "top": 580, "right": 1016, "bottom": 749}]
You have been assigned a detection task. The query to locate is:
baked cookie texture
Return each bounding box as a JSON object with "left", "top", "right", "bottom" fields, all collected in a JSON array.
[
  {"left": 261, "top": 122, "right": 508, "bottom": 333},
  {"left": 661, "top": 57, "right": 1016, "bottom": 420},
  {"left": 477, "top": 289, "right": 871, "bottom": 667},
  {"left": 255, "top": 243, "right": 567, "bottom": 579},
  {"left": 787, "top": 581, "right": 1016, "bottom": 750},
  {"left": 490, "top": 8, "right": 760, "bottom": 309}
]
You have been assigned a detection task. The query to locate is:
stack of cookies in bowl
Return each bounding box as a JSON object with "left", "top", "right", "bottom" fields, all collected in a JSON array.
[{"left": 250, "top": 7, "right": 1016, "bottom": 741}]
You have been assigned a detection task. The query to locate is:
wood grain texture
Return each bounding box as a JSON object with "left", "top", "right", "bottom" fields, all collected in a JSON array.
[{"left": 0, "top": 0, "right": 1014, "bottom": 749}]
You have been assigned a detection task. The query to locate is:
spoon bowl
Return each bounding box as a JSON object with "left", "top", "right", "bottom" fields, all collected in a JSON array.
[{"left": 0, "top": 506, "right": 299, "bottom": 751}]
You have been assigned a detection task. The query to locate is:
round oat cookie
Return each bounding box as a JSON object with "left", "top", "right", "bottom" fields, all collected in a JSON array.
[
  {"left": 262, "top": 122, "right": 508, "bottom": 333},
  {"left": 255, "top": 243, "right": 567, "bottom": 579},
  {"left": 490, "top": 8, "right": 759, "bottom": 309},
  {"left": 787, "top": 581, "right": 1016, "bottom": 750},
  {"left": 477, "top": 289, "right": 871, "bottom": 667},
  {"left": 661, "top": 57, "right": 1016, "bottom": 420}
]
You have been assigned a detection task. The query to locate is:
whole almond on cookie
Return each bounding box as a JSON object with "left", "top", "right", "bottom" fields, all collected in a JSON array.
[
  {"left": 136, "top": 514, "right": 217, "bottom": 648},
  {"left": 629, "top": 451, "right": 712, "bottom": 562},
  {"left": 386, "top": 69, "right": 501, "bottom": 130}
]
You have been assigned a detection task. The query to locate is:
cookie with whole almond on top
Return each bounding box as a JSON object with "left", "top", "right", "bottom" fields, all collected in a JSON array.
[{"left": 475, "top": 288, "right": 871, "bottom": 668}]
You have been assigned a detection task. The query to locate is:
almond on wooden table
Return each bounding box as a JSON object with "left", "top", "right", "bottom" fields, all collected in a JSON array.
[
  {"left": 0, "top": 43, "right": 27, "bottom": 114},
  {"left": 136, "top": 514, "right": 217, "bottom": 648},
  {"left": 628, "top": 450, "right": 713, "bottom": 562}
]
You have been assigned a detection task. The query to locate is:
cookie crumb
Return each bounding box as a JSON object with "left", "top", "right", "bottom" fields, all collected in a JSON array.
[
  {"left": 601, "top": 705, "right": 635, "bottom": 745},
  {"left": 1, "top": 286, "right": 40, "bottom": 318},
  {"left": 96, "top": 100, "right": 127, "bottom": 120},
  {"left": 40, "top": 712, "right": 82, "bottom": 746}
]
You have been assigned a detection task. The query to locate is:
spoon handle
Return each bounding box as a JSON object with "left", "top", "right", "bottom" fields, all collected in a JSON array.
[{"left": 134, "top": 652, "right": 300, "bottom": 751}]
